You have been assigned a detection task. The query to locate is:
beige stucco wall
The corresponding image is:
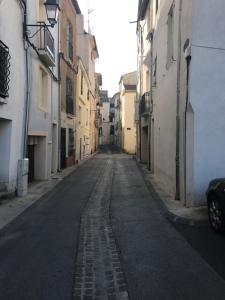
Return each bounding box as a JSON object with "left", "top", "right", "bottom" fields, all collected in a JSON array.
[
  {"left": 76, "top": 61, "right": 91, "bottom": 161},
  {"left": 121, "top": 91, "right": 136, "bottom": 154}
]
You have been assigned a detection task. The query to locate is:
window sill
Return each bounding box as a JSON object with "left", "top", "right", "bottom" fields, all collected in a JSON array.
[{"left": 67, "top": 113, "right": 75, "bottom": 119}]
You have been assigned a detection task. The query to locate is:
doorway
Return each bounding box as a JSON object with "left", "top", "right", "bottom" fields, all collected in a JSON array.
[{"left": 61, "top": 128, "right": 66, "bottom": 169}]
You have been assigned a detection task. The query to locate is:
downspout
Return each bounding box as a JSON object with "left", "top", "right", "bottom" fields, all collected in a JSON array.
[
  {"left": 57, "top": 15, "right": 61, "bottom": 172},
  {"left": 138, "top": 22, "right": 144, "bottom": 162},
  {"left": 22, "top": 0, "right": 30, "bottom": 159},
  {"left": 148, "top": 31, "right": 153, "bottom": 171},
  {"left": 184, "top": 47, "right": 191, "bottom": 206},
  {"left": 175, "top": 0, "right": 183, "bottom": 200}
]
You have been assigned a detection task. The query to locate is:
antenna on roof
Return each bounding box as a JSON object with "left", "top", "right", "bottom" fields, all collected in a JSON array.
[{"left": 88, "top": 8, "right": 94, "bottom": 33}]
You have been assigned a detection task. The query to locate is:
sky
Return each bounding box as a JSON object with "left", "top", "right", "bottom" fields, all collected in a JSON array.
[{"left": 78, "top": 0, "right": 138, "bottom": 96}]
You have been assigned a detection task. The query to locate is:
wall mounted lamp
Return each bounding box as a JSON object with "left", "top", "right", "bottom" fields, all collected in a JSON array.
[
  {"left": 24, "top": 0, "right": 60, "bottom": 37},
  {"left": 44, "top": 0, "right": 60, "bottom": 27}
]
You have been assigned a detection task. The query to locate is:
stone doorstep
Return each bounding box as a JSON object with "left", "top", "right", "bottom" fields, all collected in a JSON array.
[{"left": 138, "top": 162, "right": 208, "bottom": 226}]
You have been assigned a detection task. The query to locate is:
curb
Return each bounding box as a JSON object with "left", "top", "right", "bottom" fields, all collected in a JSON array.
[{"left": 135, "top": 159, "right": 208, "bottom": 227}]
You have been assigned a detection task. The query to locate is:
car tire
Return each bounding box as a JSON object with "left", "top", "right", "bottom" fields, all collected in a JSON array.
[{"left": 208, "top": 195, "right": 225, "bottom": 233}]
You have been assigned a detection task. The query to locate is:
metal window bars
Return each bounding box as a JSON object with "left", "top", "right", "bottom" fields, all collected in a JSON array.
[
  {"left": 38, "top": 22, "right": 55, "bottom": 60},
  {"left": 139, "top": 91, "right": 152, "bottom": 115},
  {"left": 0, "top": 40, "right": 10, "bottom": 98}
]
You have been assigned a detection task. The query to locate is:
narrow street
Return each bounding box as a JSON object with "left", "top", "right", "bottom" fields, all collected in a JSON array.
[{"left": 0, "top": 146, "right": 225, "bottom": 300}]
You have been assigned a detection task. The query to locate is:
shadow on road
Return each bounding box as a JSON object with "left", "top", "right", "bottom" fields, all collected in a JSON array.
[{"left": 98, "top": 144, "right": 121, "bottom": 154}]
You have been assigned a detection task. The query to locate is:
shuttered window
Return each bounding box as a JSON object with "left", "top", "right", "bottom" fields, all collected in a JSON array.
[
  {"left": 67, "top": 20, "right": 73, "bottom": 61},
  {"left": 66, "top": 77, "right": 74, "bottom": 114}
]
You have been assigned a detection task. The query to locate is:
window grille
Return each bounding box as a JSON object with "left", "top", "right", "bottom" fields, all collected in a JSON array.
[{"left": 0, "top": 41, "right": 10, "bottom": 98}]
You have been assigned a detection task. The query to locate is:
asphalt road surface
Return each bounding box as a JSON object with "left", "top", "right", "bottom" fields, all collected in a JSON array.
[{"left": 0, "top": 145, "right": 225, "bottom": 300}]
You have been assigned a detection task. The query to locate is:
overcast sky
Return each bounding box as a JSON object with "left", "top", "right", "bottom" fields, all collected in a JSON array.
[{"left": 78, "top": 0, "right": 138, "bottom": 96}]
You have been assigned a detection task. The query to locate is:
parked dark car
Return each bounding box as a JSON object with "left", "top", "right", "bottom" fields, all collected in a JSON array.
[{"left": 206, "top": 179, "right": 225, "bottom": 233}]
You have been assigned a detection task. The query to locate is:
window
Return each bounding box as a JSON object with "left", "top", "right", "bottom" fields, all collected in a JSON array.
[
  {"left": 81, "top": 71, "right": 84, "bottom": 95},
  {"left": 86, "top": 109, "right": 88, "bottom": 126},
  {"left": 67, "top": 20, "right": 73, "bottom": 61},
  {"left": 153, "top": 56, "right": 157, "bottom": 86},
  {"left": 39, "top": 67, "right": 48, "bottom": 110},
  {"left": 79, "top": 106, "right": 82, "bottom": 124},
  {"left": 110, "top": 125, "right": 115, "bottom": 135},
  {"left": 68, "top": 128, "right": 74, "bottom": 156},
  {"left": 146, "top": 70, "right": 150, "bottom": 91},
  {"left": 0, "top": 41, "right": 10, "bottom": 98},
  {"left": 155, "top": 0, "right": 159, "bottom": 14},
  {"left": 167, "top": 3, "right": 174, "bottom": 68},
  {"left": 66, "top": 77, "right": 74, "bottom": 114}
]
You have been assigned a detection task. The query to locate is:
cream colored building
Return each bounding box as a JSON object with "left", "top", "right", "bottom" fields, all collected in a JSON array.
[
  {"left": 76, "top": 59, "right": 91, "bottom": 160},
  {"left": 76, "top": 14, "right": 99, "bottom": 161},
  {"left": 119, "top": 72, "right": 137, "bottom": 154}
]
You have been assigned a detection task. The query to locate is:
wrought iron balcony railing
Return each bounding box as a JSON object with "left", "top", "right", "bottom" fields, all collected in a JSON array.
[
  {"left": 0, "top": 41, "right": 10, "bottom": 98},
  {"left": 38, "top": 22, "right": 55, "bottom": 67},
  {"left": 139, "top": 91, "right": 152, "bottom": 116}
]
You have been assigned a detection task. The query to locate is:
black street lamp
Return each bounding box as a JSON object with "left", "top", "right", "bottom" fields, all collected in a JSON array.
[
  {"left": 44, "top": 0, "right": 60, "bottom": 27},
  {"left": 22, "top": 0, "right": 60, "bottom": 61}
]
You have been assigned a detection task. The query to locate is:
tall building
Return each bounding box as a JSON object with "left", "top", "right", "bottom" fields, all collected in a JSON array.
[
  {"left": 0, "top": 0, "right": 25, "bottom": 195},
  {"left": 59, "top": 0, "right": 80, "bottom": 169},
  {"left": 0, "top": 0, "right": 60, "bottom": 196},
  {"left": 137, "top": 0, "right": 225, "bottom": 207},
  {"left": 76, "top": 14, "right": 99, "bottom": 161}
]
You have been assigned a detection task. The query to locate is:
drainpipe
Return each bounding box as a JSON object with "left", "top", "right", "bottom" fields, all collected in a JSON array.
[
  {"left": 138, "top": 22, "right": 143, "bottom": 162},
  {"left": 184, "top": 44, "right": 191, "bottom": 206},
  {"left": 148, "top": 30, "right": 153, "bottom": 171},
  {"left": 175, "top": 0, "right": 183, "bottom": 200},
  {"left": 57, "top": 15, "right": 61, "bottom": 172},
  {"left": 138, "top": 20, "right": 145, "bottom": 162},
  {"left": 21, "top": 0, "right": 30, "bottom": 159}
]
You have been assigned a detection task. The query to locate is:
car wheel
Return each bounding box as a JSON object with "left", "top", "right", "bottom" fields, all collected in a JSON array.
[{"left": 208, "top": 196, "right": 225, "bottom": 233}]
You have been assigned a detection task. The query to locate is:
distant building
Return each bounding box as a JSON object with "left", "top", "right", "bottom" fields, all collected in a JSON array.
[
  {"left": 119, "top": 72, "right": 137, "bottom": 154},
  {"left": 109, "top": 97, "right": 115, "bottom": 144},
  {"left": 111, "top": 92, "right": 121, "bottom": 149},
  {"left": 100, "top": 90, "right": 110, "bottom": 145}
]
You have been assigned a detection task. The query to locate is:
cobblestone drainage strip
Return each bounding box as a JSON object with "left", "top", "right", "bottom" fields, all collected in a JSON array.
[{"left": 73, "top": 160, "right": 129, "bottom": 300}]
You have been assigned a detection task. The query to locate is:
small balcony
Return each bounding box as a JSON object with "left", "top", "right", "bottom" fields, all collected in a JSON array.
[
  {"left": 139, "top": 92, "right": 152, "bottom": 116},
  {"left": 38, "top": 23, "right": 55, "bottom": 67}
]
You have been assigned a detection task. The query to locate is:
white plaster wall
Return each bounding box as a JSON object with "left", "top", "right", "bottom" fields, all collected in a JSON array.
[
  {"left": 188, "top": 0, "right": 225, "bottom": 205},
  {"left": 152, "top": 0, "right": 179, "bottom": 197},
  {"left": 27, "top": 0, "right": 59, "bottom": 179},
  {"left": 122, "top": 92, "right": 136, "bottom": 154},
  {"left": 0, "top": 0, "right": 25, "bottom": 192}
]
